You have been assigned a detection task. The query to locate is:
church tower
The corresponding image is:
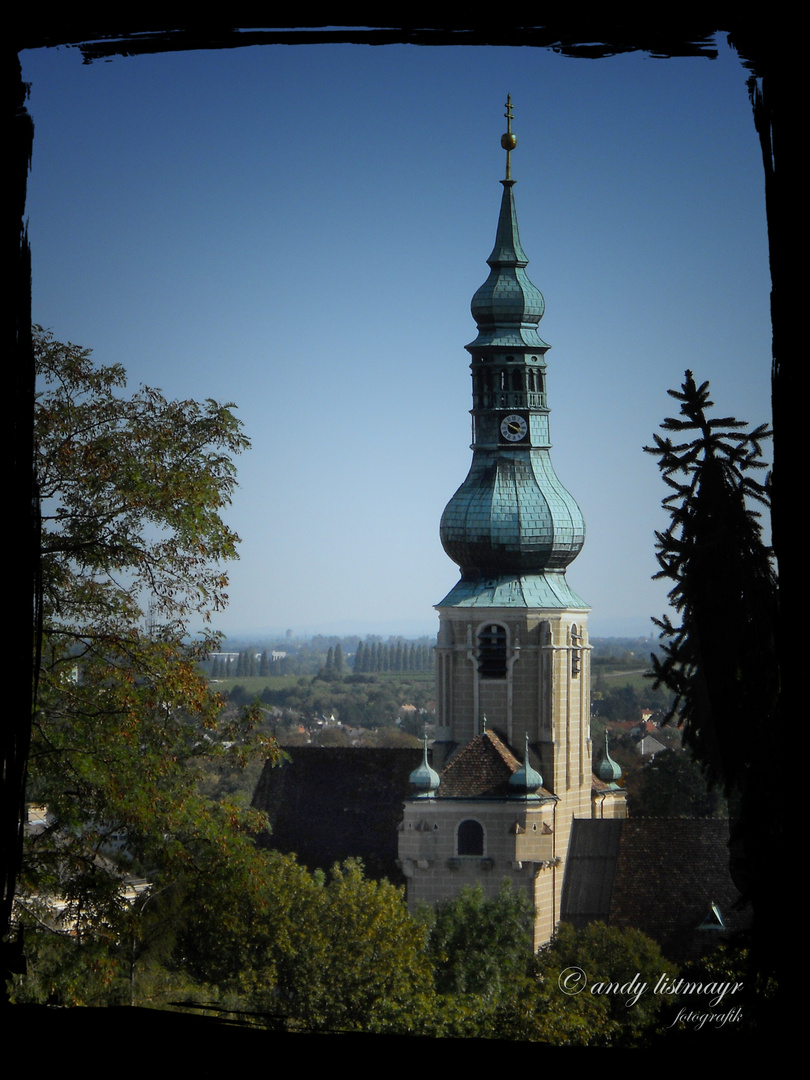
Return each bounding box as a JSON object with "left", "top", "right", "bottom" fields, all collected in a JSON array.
[{"left": 399, "top": 100, "right": 604, "bottom": 947}]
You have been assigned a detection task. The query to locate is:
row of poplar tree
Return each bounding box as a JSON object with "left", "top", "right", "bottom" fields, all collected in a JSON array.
[
  {"left": 353, "top": 640, "right": 432, "bottom": 673},
  {"left": 206, "top": 640, "right": 434, "bottom": 679},
  {"left": 209, "top": 650, "right": 274, "bottom": 678}
]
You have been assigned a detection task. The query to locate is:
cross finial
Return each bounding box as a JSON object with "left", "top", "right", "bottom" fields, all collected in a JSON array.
[{"left": 501, "top": 94, "right": 517, "bottom": 180}]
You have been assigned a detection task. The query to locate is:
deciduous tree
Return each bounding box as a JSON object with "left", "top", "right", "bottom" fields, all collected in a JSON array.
[
  {"left": 14, "top": 327, "right": 280, "bottom": 1001},
  {"left": 261, "top": 858, "right": 436, "bottom": 1033},
  {"left": 491, "top": 922, "right": 670, "bottom": 1047},
  {"left": 420, "top": 881, "right": 533, "bottom": 999}
]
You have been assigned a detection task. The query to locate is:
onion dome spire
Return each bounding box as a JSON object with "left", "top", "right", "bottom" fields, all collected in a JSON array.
[
  {"left": 409, "top": 734, "right": 440, "bottom": 798},
  {"left": 509, "top": 732, "right": 543, "bottom": 799},
  {"left": 439, "top": 99, "right": 586, "bottom": 605},
  {"left": 597, "top": 730, "right": 622, "bottom": 786},
  {"left": 469, "top": 96, "right": 547, "bottom": 353}
]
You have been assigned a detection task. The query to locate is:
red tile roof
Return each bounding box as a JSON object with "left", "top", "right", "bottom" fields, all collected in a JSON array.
[{"left": 439, "top": 729, "right": 552, "bottom": 799}]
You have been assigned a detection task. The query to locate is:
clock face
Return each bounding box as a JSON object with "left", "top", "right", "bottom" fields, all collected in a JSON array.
[{"left": 500, "top": 414, "right": 528, "bottom": 442}]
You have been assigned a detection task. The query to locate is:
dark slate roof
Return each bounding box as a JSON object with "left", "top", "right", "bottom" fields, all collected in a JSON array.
[
  {"left": 438, "top": 729, "right": 552, "bottom": 799},
  {"left": 561, "top": 819, "right": 623, "bottom": 926},
  {"left": 561, "top": 818, "right": 751, "bottom": 962},
  {"left": 251, "top": 746, "right": 423, "bottom": 883},
  {"left": 609, "top": 819, "right": 750, "bottom": 961}
]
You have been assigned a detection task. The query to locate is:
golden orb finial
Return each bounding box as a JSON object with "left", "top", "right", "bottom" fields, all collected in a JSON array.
[{"left": 501, "top": 94, "right": 517, "bottom": 180}]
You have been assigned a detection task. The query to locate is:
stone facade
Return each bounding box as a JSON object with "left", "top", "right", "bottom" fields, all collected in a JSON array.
[{"left": 399, "top": 796, "right": 561, "bottom": 949}]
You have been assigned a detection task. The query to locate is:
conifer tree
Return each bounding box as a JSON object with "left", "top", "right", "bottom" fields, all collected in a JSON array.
[
  {"left": 354, "top": 641, "right": 366, "bottom": 673},
  {"left": 323, "top": 646, "right": 334, "bottom": 679},
  {"left": 645, "top": 371, "right": 777, "bottom": 797},
  {"left": 645, "top": 371, "right": 778, "bottom": 914}
]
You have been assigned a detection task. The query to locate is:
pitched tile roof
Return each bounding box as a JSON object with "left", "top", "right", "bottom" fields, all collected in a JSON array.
[{"left": 438, "top": 729, "right": 552, "bottom": 799}]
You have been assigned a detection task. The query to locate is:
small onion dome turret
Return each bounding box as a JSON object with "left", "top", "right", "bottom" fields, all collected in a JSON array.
[
  {"left": 597, "top": 731, "right": 622, "bottom": 786},
  {"left": 409, "top": 734, "right": 440, "bottom": 798},
  {"left": 509, "top": 733, "right": 543, "bottom": 799},
  {"left": 468, "top": 180, "right": 548, "bottom": 353}
]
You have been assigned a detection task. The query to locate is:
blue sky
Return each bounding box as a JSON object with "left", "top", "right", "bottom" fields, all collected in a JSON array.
[{"left": 20, "top": 34, "right": 771, "bottom": 640}]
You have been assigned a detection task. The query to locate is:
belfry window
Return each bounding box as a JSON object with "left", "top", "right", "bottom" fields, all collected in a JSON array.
[
  {"left": 481, "top": 370, "right": 491, "bottom": 407},
  {"left": 571, "top": 623, "right": 581, "bottom": 678},
  {"left": 478, "top": 623, "right": 507, "bottom": 678},
  {"left": 457, "top": 819, "right": 485, "bottom": 856}
]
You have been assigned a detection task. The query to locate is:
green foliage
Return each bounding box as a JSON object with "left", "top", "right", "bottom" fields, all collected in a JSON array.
[
  {"left": 17, "top": 328, "right": 281, "bottom": 1002},
  {"left": 16, "top": 848, "right": 437, "bottom": 1029},
  {"left": 421, "top": 882, "right": 533, "bottom": 999},
  {"left": 262, "top": 858, "right": 436, "bottom": 1033},
  {"left": 592, "top": 679, "right": 672, "bottom": 722},
  {"left": 662, "top": 942, "right": 773, "bottom": 1038},
  {"left": 35, "top": 325, "right": 248, "bottom": 637},
  {"left": 490, "top": 921, "right": 672, "bottom": 1046},
  {"left": 645, "top": 372, "right": 777, "bottom": 797},
  {"left": 134, "top": 852, "right": 435, "bottom": 1032},
  {"left": 354, "top": 638, "right": 433, "bottom": 674},
  {"left": 627, "top": 749, "right": 728, "bottom": 818},
  {"left": 13, "top": 928, "right": 126, "bottom": 1007},
  {"left": 254, "top": 671, "right": 434, "bottom": 732}
]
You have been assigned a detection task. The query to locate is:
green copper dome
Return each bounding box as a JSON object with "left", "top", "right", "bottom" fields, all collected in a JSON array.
[
  {"left": 409, "top": 734, "right": 440, "bottom": 797},
  {"left": 597, "top": 731, "right": 623, "bottom": 786},
  {"left": 440, "top": 451, "right": 585, "bottom": 574},
  {"left": 509, "top": 733, "right": 544, "bottom": 799}
]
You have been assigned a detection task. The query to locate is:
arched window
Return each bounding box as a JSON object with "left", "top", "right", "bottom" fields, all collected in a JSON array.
[
  {"left": 457, "top": 819, "right": 484, "bottom": 856},
  {"left": 477, "top": 623, "right": 507, "bottom": 678}
]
